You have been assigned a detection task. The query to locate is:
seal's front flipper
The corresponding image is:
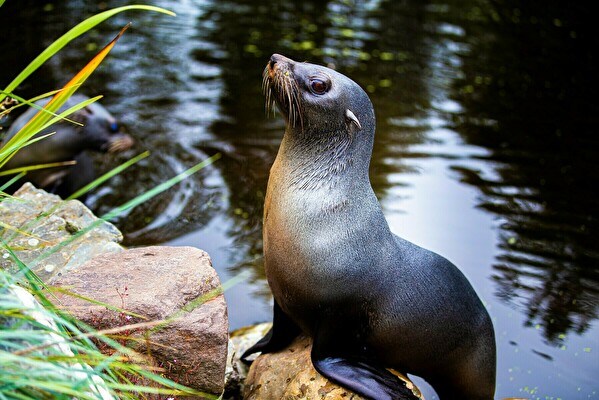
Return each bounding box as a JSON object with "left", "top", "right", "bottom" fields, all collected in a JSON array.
[
  {"left": 311, "top": 350, "right": 419, "bottom": 400},
  {"left": 240, "top": 301, "right": 301, "bottom": 364}
]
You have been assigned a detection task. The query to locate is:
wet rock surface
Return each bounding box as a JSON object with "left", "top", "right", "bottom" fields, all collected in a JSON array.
[{"left": 52, "top": 246, "right": 229, "bottom": 397}]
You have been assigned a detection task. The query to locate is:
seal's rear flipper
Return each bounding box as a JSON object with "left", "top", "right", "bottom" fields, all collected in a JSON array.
[
  {"left": 240, "top": 301, "right": 301, "bottom": 364},
  {"left": 311, "top": 352, "right": 419, "bottom": 400}
]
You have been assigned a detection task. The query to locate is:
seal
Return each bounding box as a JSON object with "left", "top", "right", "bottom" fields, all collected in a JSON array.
[
  {"left": 242, "top": 54, "right": 496, "bottom": 400},
  {"left": 1, "top": 94, "right": 134, "bottom": 197}
]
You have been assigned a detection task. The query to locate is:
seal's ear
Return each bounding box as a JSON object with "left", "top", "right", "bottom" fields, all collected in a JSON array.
[{"left": 345, "top": 109, "right": 362, "bottom": 133}]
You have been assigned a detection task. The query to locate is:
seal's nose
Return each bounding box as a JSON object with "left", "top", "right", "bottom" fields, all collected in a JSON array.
[
  {"left": 267, "top": 54, "right": 294, "bottom": 79},
  {"left": 269, "top": 54, "right": 294, "bottom": 70},
  {"left": 268, "top": 57, "right": 277, "bottom": 70}
]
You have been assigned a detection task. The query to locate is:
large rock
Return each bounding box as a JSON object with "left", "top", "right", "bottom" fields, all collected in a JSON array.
[
  {"left": 243, "top": 333, "right": 423, "bottom": 400},
  {"left": 1, "top": 184, "right": 229, "bottom": 397},
  {"left": 0, "top": 183, "right": 123, "bottom": 280},
  {"left": 51, "top": 246, "right": 228, "bottom": 398}
]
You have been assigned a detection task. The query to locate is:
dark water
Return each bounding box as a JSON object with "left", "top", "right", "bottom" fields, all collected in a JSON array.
[{"left": 1, "top": 1, "right": 598, "bottom": 398}]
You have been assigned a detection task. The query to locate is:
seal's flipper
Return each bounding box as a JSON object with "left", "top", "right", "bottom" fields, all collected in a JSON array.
[
  {"left": 240, "top": 301, "right": 301, "bottom": 364},
  {"left": 311, "top": 356, "right": 419, "bottom": 400},
  {"left": 311, "top": 343, "right": 419, "bottom": 400}
]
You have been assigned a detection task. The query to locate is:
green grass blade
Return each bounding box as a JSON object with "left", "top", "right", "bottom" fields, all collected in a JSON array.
[
  {"left": 101, "top": 153, "right": 222, "bottom": 221},
  {"left": 107, "top": 382, "right": 212, "bottom": 397},
  {"left": 0, "top": 171, "right": 25, "bottom": 192},
  {"left": 36, "top": 95, "right": 101, "bottom": 133},
  {"left": 49, "top": 287, "right": 147, "bottom": 320},
  {"left": 0, "top": 241, "right": 51, "bottom": 305},
  {"left": 0, "top": 5, "right": 175, "bottom": 103},
  {"left": 0, "top": 90, "right": 81, "bottom": 126},
  {"left": 151, "top": 269, "right": 249, "bottom": 333},
  {"left": 0, "top": 160, "right": 76, "bottom": 177},
  {"left": 67, "top": 151, "right": 150, "bottom": 200},
  {"left": 0, "top": 132, "right": 57, "bottom": 166},
  {"left": 0, "top": 221, "right": 46, "bottom": 241},
  {"left": 18, "top": 153, "right": 220, "bottom": 271}
]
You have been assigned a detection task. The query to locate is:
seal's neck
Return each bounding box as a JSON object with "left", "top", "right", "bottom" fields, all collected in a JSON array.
[{"left": 275, "top": 125, "right": 373, "bottom": 191}]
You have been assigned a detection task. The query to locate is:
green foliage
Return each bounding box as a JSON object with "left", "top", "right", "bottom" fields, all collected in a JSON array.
[{"left": 0, "top": 4, "right": 224, "bottom": 399}]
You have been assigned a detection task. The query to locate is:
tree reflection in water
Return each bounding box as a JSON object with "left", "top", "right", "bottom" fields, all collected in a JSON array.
[{"left": 448, "top": 0, "right": 599, "bottom": 344}]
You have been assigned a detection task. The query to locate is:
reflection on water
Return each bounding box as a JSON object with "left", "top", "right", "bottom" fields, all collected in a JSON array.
[
  {"left": 449, "top": 1, "right": 599, "bottom": 347},
  {"left": 1, "top": 0, "right": 597, "bottom": 398}
]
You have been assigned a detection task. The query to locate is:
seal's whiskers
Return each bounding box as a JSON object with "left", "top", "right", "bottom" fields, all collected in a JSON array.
[
  {"left": 263, "top": 62, "right": 303, "bottom": 129},
  {"left": 262, "top": 67, "right": 275, "bottom": 117}
]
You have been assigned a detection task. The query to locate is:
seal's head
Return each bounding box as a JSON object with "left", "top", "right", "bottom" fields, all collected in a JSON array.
[
  {"left": 264, "top": 54, "right": 374, "bottom": 138},
  {"left": 69, "top": 95, "right": 134, "bottom": 153}
]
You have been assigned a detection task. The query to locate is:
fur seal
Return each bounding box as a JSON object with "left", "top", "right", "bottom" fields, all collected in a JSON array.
[
  {"left": 1, "top": 94, "right": 134, "bottom": 197},
  {"left": 242, "top": 54, "right": 496, "bottom": 399}
]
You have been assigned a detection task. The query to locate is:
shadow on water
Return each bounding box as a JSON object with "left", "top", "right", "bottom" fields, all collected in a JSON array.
[{"left": 1, "top": 0, "right": 598, "bottom": 398}]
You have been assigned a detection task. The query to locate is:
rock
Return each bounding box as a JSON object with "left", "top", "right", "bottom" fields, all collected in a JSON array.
[
  {"left": 51, "top": 246, "right": 228, "bottom": 398},
  {"left": 243, "top": 334, "right": 423, "bottom": 400},
  {"left": 1, "top": 185, "right": 230, "bottom": 397},
  {"left": 0, "top": 183, "right": 123, "bottom": 280},
  {"left": 225, "top": 322, "right": 272, "bottom": 398}
]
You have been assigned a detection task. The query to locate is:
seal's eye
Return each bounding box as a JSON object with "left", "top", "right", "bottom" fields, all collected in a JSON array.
[
  {"left": 309, "top": 78, "right": 329, "bottom": 95},
  {"left": 109, "top": 122, "right": 119, "bottom": 133}
]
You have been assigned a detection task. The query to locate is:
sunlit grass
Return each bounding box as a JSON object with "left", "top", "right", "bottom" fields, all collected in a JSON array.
[{"left": 0, "top": 259, "right": 214, "bottom": 400}]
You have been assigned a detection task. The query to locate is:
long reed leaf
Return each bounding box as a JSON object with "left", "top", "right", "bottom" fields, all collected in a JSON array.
[
  {"left": 0, "top": 172, "right": 25, "bottom": 192},
  {"left": 67, "top": 151, "right": 150, "bottom": 200},
  {"left": 0, "top": 90, "right": 81, "bottom": 126},
  {"left": 0, "top": 221, "right": 46, "bottom": 241},
  {"left": 0, "top": 90, "right": 62, "bottom": 118},
  {"left": 36, "top": 96, "right": 101, "bottom": 133},
  {"left": 101, "top": 153, "right": 222, "bottom": 222},
  {"left": 0, "top": 161, "right": 77, "bottom": 177},
  {"left": 0, "top": 132, "right": 57, "bottom": 164},
  {"left": 47, "top": 287, "right": 147, "bottom": 320}
]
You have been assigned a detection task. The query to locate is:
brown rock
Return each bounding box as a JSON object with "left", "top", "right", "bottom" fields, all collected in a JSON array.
[
  {"left": 243, "top": 334, "right": 423, "bottom": 400},
  {"left": 52, "top": 246, "right": 228, "bottom": 398}
]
